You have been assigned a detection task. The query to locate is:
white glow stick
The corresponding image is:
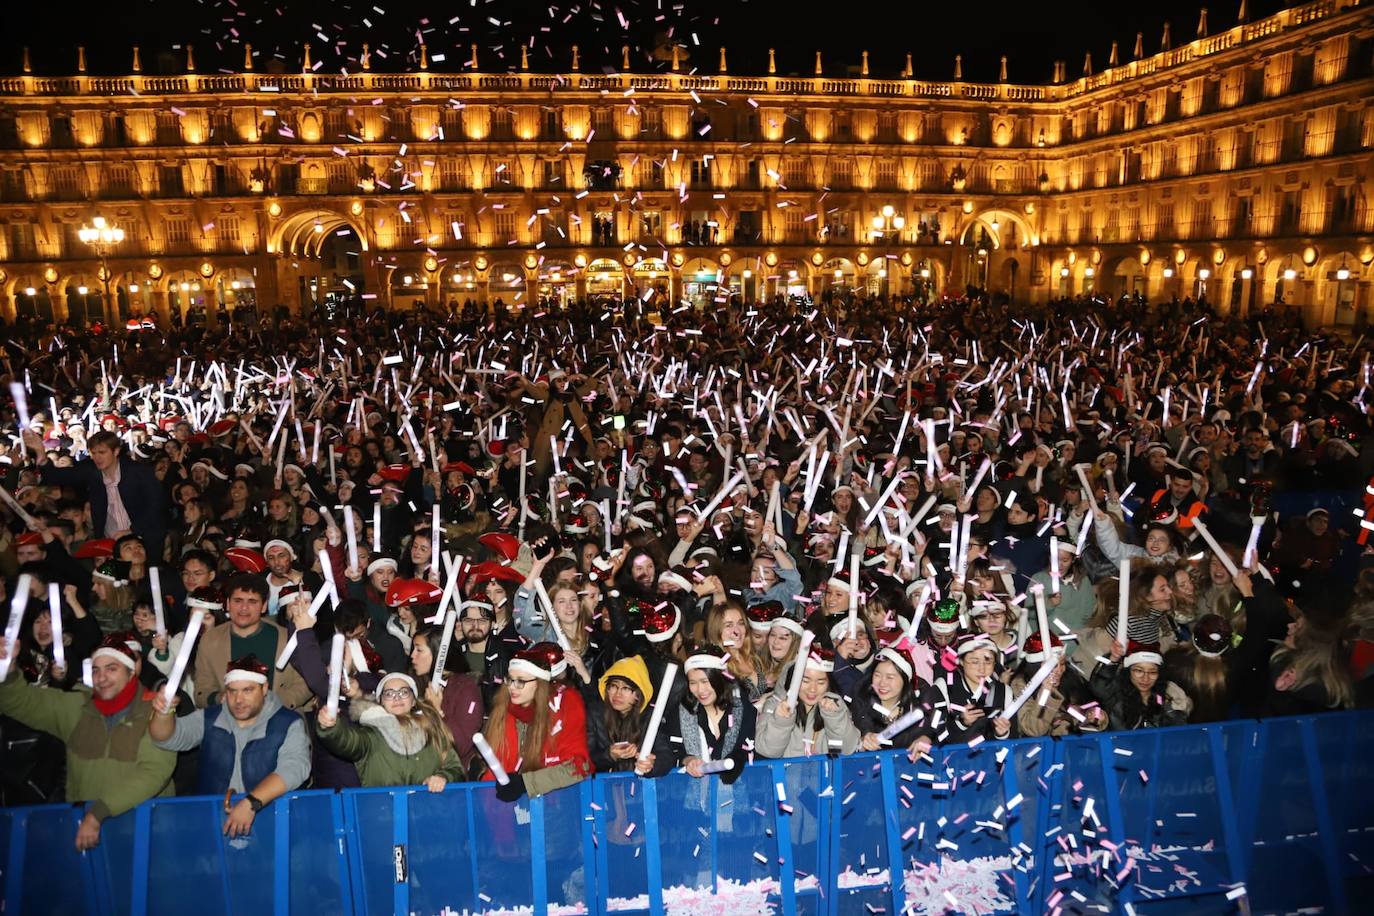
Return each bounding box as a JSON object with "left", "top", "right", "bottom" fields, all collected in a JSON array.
[
  {"left": 1074, "top": 464, "right": 1099, "bottom": 514},
  {"left": 1242, "top": 518, "right": 1264, "bottom": 570},
  {"left": 161, "top": 610, "right": 205, "bottom": 704},
  {"left": 372, "top": 501, "right": 381, "bottom": 553},
  {"left": 325, "top": 633, "right": 346, "bottom": 716},
  {"left": 344, "top": 506, "right": 359, "bottom": 573},
  {"left": 9, "top": 382, "right": 30, "bottom": 430},
  {"left": 430, "top": 505, "right": 442, "bottom": 582},
  {"left": 149, "top": 567, "right": 166, "bottom": 635},
  {"left": 1116, "top": 558, "right": 1130, "bottom": 651},
  {"left": 785, "top": 632, "right": 817, "bottom": 708},
  {"left": 0, "top": 485, "right": 39, "bottom": 528},
  {"left": 847, "top": 551, "right": 861, "bottom": 638},
  {"left": 1192, "top": 517, "right": 1239, "bottom": 578},
  {"left": 697, "top": 758, "right": 736, "bottom": 774},
  {"left": 638, "top": 663, "right": 679, "bottom": 760},
  {"left": 1032, "top": 583, "right": 1051, "bottom": 661},
  {"left": 965, "top": 458, "right": 992, "bottom": 505},
  {"left": 47, "top": 582, "right": 65, "bottom": 672},
  {"left": 694, "top": 470, "right": 746, "bottom": 522},
  {"left": 1049, "top": 538, "right": 1061, "bottom": 594},
  {"left": 903, "top": 582, "right": 933, "bottom": 642},
  {"left": 318, "top": 549, "right": 340, "bottom": 610},
  {"left": 878, "top": 705, "right": 925, "bottom": 741},
  {"left": 550, "top": 435, "right": 561, "bottom": 476},
  {"left": 1000, "top": 656, "right": 1057, "bottom": 719},
  {"left": 955, "top": 514, "right": 974, "bottom": 581},
  {"left": 862, "top": 471, "right": 906, "bottom": 529},
  {"left": 473, "top": 732, "right": 510, "bottom": 785},
  {"left": 431, "top": 608, "right": 458, "bottom": 690},
  {"left": 534, "top": 578, "right": 572, "bottom": 650}
]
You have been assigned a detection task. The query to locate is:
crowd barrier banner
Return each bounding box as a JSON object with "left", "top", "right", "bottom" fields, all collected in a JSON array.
[{"left": 3, "top": 712, "right": 1371, "bottom": 915}]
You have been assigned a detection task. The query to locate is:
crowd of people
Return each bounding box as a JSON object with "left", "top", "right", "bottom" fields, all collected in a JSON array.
[{"left": 1, "top": 289, "right": 1372, "bottom": 850}]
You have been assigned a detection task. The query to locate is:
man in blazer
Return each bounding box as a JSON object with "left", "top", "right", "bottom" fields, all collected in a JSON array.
[{"left": 25, "top": 429, "right": 167, "bottom": 557}]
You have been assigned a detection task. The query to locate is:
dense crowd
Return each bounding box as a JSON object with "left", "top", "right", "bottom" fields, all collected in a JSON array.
[{"left": 2, "top": 290, "right": 1372, "bottom": 850}]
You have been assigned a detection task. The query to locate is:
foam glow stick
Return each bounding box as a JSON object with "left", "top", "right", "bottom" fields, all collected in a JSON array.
[
  {"left": 161, "top": 610, "right": 205, "bottom": 704},
  {"left": 517, "top": 448, "right": 529, "bottom": 539},
  {"left": 785, "top": 632, "right": 817, "bottom": 708},
  {"left": 344, "top": 506, "right": 359, "bottom": 573},
  {"left": 534, "top": 578, "right": 572, "bottom": 650},
  {"left": 955, "top": 514, "right": 975, "bottom": 581},
  {"left": 1074, "top": 464, "right": 1099, "bottom": 514},
  {"left": 318, "top": 549, "right": 340, "bottom": 609},
  {"left": 325, "top": 633, "right": 346, "bottom": 716},
  {"left": 965, "top": 458, "right": 992, "bottom": 505},
  {"left": 924, "top": 419, "right": 940, "bottom": 475},
  {"left": 1000, "top": 656, "right": 1057, "bottom": 719},
  {"left": 847, "top": 551, "right": 861, "bottom": 638},
  {"left": 1192, "top": 517, "right": 1239, "bottom": 578},
  {"left": 431, "top": 608, "right": 458, "bottom": 690},
  {"left": 372, "top": 501, "right": 381, "bottom": 553},
  {"left": 9, "top": 382, "right": 29, "bottom": 430},
  {"left": 1116, "top": 558, "right": 1130, "bottom": 651},
  {"left": 1242, "top": 518, "right": 1264, "bottom": 570},
  {"left": 695, "top": 470, "right": 746, "bottom": 523},
  {"left": 46, "top": 582, "right": 65, "bottom": 672},
  {"left": 878, "top": 705, "right": 925, "bottom": 742},
  {"left": 862, "top": 471, "right": 906, "bottom": 528},
  {"left": 430, "top": 504, "right": 442, "bottom": 582},
  {"left": 0, "top": 485, "right": 38, "bottom": 529},
  {"left": 697, "top": 758, "right": 736, "bottom": 774},
  {"left": 472, "top": 732, "right": 510, "bottom": 785},
  {"left": 638, "top": 663, "right": 679, "bottom": 761},
  {"left": 1032, "top": 583, "right": 1051, "bottom": 662},
  {"left": 903, "top": 582, "right": 934, "bottom": 641},
  {"left": 1049, "top": 538, "right": 1061, "bottom": 594},
  {"left": 149, "top": 567, "right": 166, "bottom": 635}
]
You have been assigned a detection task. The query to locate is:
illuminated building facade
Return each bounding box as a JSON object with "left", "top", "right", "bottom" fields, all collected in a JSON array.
[{"left": 0, "top": 0, "right": 1370, "bottom": 325}]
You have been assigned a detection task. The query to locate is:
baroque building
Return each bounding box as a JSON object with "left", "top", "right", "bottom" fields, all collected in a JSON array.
[{"left": 0, "top": 0, "right": 1371, "bottom": 326}]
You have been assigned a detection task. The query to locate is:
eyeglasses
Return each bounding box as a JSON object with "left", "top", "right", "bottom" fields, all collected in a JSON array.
[
  {"left": 380, "top": 688, "right": 414, "bottom": 701},
  {"left": 506, "top": 677, "right": 536, "bottom": 689}
]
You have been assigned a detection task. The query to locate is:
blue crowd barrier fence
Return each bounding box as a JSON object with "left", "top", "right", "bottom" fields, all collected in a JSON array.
[{"left": 3, "top": 711, "right": 1372, "bottom": 915}]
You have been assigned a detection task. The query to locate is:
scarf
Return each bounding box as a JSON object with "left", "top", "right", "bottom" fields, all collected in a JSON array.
[
  {"left": 93, "top": 676, "right": 140, "bottom": 717},
  {"left": 353, "top": 699, "right": 428, "bottom": 756},
  {"left": 678, "top": 694, "right": 744, "bottom": 761},
  {"left": 490, "top": 684, "right": 592, "bottom": 778}
]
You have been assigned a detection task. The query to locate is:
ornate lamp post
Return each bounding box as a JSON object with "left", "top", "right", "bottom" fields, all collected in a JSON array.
[
  {"left": 870, "top": 205, "right": 905, "bottom": 301},
  {"left": 78, "top": 216, "right": 124, "bottom": 322}
]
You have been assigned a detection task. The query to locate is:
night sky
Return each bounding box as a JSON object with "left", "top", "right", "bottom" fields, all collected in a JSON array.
[{"left": 4, "top": 0, "right": 1289, "bottom": 84}]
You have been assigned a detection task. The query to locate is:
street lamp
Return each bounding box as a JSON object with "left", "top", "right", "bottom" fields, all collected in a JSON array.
[
  {"left": 78, "top": 216, "right": 124, "bottom": 323},
  {"left": 871, "top": 207, "right": 906, "bottom": 301}
]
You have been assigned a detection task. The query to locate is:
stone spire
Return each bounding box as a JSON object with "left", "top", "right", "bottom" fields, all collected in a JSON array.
[
  {"left": 133, "top": 46, "right": 142, "bottom": 73},
  {"left": 1109, "top": 41, "right": 1119, "bottom": 67},
  {"left": 953, "top": 54, "right": 962, "bottom": 80},
  {"left": 1161, "top": 22, "right": 1172, "bottom": 51},
  {"left": 768, "top": 48, "right": 776, "bottom": 74},
  {"left": 999, "top": 55, "right": 1007, "bottom": 82},
  {"left": 1198, "top": 8, "right": 1209, "bottom": 38}
]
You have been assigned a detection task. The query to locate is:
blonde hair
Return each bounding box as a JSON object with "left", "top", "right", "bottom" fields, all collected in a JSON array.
[
  {"left": 705, "top": 601, "right": 758, "bottom": 680},
  {"left": 1271, "top": 626, "right": 1355, "bottom": 710},
  {"left": 394, "top": 695, "right": 457, "bottom": 764},
  {"left": 546, "top": 582, "right": 593, "bottom": 654}
]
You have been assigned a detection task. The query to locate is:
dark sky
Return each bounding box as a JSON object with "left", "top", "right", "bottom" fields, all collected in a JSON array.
[{"left": 4, "top": 0, "right": 1287, "bottom": 84}]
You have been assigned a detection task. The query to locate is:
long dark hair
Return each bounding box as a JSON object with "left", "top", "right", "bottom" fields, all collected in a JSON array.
[
  {"left": 855, "top": 655, "right": 918, "bottom": 722},
  {"left": 1116, "top": 663, "right": 1173, "bottom": 725},
  {"left": 409, "top": 623, "right": 471, "bottom": 692},
  {"left": 602, "top": 675, "right": 646, "bottom": 747},
  {"left": 778, "top": 662, "right": 843, "bottom": 730},
  {"left": 681, "top": 665, "right": 736, "bottom": 713}
]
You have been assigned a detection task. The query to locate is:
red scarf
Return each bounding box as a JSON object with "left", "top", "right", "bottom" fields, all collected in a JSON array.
[
  {"left": 93, "top": 676, "right": 140, "bottom": 717},
  {"left": 486, "top": 684, "right": 593, "bottom": 780}
]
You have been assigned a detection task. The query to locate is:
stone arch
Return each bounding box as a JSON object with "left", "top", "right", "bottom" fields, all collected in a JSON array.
[
  {"left": 270, "top": 207, "right": 369, "bottom": 258},
  {"left": 957, "top": 207, "right": 1036, "bottom": 251}
]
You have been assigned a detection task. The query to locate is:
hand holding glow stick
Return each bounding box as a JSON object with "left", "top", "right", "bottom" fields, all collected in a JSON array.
[
  {"left": 149, "top": 567, "right": 166, "bottom": 635},
  {"left": 325, "top": 633, "right": 346, "bottom": 716},
  {"left": 697, "top": 758, "right": 736, "bottom": 774},
  {"left": 161, "top": 610, "right": 205, "bottom": 705},
  {"left": 472, "top": 732, "right": 510, "bottom": 785},
  {"left": 785, "top": 632, "right": 817, "bottom": 708},
  {"left": 638, "top": 663, "right": 679, "bottom": 761},
  {"left": 1192, "top": 517, "right": 1240, "bottom": 579}
]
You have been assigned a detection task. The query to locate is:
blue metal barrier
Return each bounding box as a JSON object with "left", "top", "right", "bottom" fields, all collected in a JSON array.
[{"left": 3, "top": 712, "right": 1371, "bottom": 915}]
